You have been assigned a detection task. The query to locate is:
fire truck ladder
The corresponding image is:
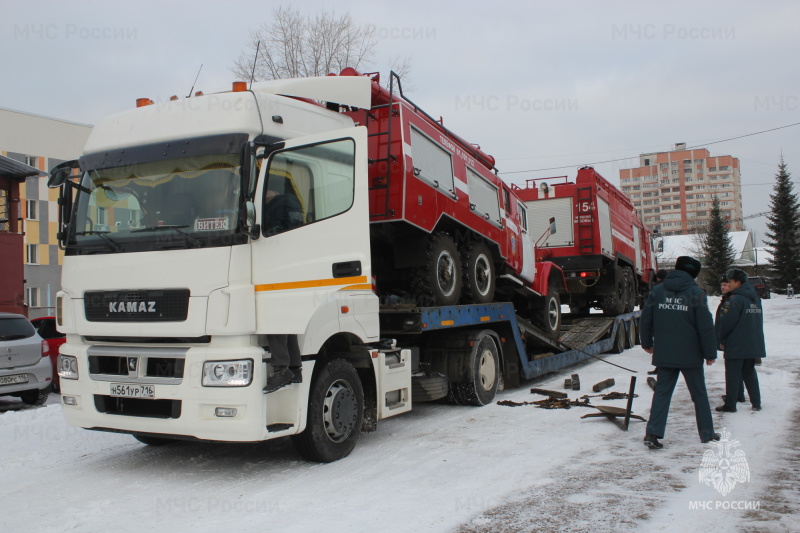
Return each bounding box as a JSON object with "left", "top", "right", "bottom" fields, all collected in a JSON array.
[
  {"left": 365, "top": 71, "right": 401, "bottom": 218},
  {"left": 577, "top": 186, "right": 594, "bottom": 254}
]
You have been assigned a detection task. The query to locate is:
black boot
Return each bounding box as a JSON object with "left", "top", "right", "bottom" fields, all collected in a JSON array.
[
  {"left": 290, "top": 366, "right": 303, "bottom": 384},
  {"left": 263, "top": 368, "right": 293, "bottom": 393},
  {"left": 715, "top": 404, "right": 737, "bottom": 413},
  {"left": 701, "top": 433, "right": 721, "bottom": 443},
  {"left": 644, "top": 434, "right": 663, "bottom": 449}
]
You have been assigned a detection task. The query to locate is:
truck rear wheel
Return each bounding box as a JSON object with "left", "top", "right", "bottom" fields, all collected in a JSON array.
[
  {"left": 601, "top": 265, "right": 626, "bottom": 316},
  {"left": 450, "top": 334, "right": 500, "bottom": 406},
  {"left": 624, "top": 267, "right": 637, "bottom": 313},
  {"left": 292, "top": 358, "right": 364, "bottom": 463},
  {"left": 412, "top": 232, "right": 462, "bottom": 306},
  {"left": 461, "top": 240, "right": 495, "bottom": 304}
]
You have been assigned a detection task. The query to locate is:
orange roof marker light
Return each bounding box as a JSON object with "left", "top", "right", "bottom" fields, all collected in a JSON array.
[
  {"left": 136, "top": 98, "right": 154, "bottom": 108},
  {"left": 232, "top": 81, "right": 248, "bottom": 92}
]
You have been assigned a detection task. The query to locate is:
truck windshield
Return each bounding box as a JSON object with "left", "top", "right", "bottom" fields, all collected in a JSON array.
[{"left": 67, "top": 153, "right": 242, "bottom": 253}]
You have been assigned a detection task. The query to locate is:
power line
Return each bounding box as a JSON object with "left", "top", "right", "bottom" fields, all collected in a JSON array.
[{"left": 499, "top": 121, "right": 800, "bottom": 175}]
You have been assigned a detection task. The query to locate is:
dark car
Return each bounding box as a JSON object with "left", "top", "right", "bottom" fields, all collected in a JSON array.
[
  {"left": 748, "top": 276, "right": 771, "bottom": 299},
  {"left": 0, "top": 312, "right": 53, "bottom": 405},
  {"left": 30, "top": 316, "right": 65, "bottom": 392}
]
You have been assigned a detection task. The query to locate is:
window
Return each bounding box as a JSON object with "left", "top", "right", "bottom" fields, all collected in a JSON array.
[
  {"left": 262, "top": 138, "right": 355, "bottom": 237},
  {"left": 410, "top": 127, "right": 455, "bottom": 196},
  {"left": 709, "top": 167, "right": 717, "bottom": 172},
  {"left": 27, "top": 200, "right": 38, "bottom": 220},
  {"left": 503, "top": 189, "right": 511, "bottom": 215},
  {"left": 26, "top": 244, "right": 38, "bottom": 264},
  {"left": 672, "top": 187, "right": 680, "bottom": 192},
  {"left": 25, "top": 155, "right": 38, "bottom": 167},
  {"left": 25, "top": 287, "right": 40, "bottom": 307},
  {"left": 517, "top": 202, "right": 527, "bottom": 232},
  {"left": 467, "top": 167, "right": 501, "bottom": 225},
  {"left": 720, "top": 165, "right": 729, "bottom": 171}
]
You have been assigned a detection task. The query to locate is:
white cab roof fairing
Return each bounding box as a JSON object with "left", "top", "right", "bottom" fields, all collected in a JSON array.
[
  {"left": 84, "top": 91, "right": 265, "bottom": 154},
  {"left": 250, "top": 74, "right": 372, "bottom": 109}
]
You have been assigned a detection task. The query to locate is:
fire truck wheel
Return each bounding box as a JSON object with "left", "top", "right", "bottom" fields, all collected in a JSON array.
[
  {"left": 133, "top": 434, "right": 176, "bottom": 446},
  {"left": 534, "top": 286, "right": 561, "bottom": 337},
  {"left": 601, "top": 266, "right": 626, "bottom": 316},
  {"left": 461, "top": 240, "right": 495, "bottom": 304},
  {"left": 292, "top": 358, "right": 364, "bottom": 463},
  {"left": 412, "top": 232, "right": 462, "bottom": 306},
  {"left": 450, "top": 334, "right": 500, "bottom": 406},
  {"left": 624, "top": 267, "right": 637, "bottom": 313}
]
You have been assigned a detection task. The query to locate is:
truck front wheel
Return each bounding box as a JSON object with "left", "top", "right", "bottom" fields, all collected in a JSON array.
[
  {"left": 534, "top": 285, "right": 561, "bottom": 338},
  {"left": 292, "top": 358, "right": 364, "bottom": 463}
]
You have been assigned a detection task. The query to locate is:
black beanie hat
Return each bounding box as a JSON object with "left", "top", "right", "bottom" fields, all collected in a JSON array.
[
  {"left": 675, "top": 256, "right": 701, "bottom": 278},
  {"left": 725, "top": 268, "right": 748, "bottom": 284}
]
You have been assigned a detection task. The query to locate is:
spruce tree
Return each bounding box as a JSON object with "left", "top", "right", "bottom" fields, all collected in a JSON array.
[
  {"left": 764, "top": 157, "right": 800, "bottom": 293},
  {"left": 701, "top": 196, "right": 736, "bottom": 294}
]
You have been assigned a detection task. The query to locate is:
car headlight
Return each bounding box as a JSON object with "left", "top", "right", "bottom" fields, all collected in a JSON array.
[
  {"left": 202, "top": 360, "right": 253, "bottom": 387},
  {"left": 58, "top": 355, "right": 79, "bottom": 380}
]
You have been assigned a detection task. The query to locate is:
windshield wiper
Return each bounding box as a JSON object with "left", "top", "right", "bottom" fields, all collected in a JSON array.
[
  {"left": 131, "top": 225, "right": 203, "bottom": 248},
  {"left": 75, "top": 231, "right": 123, "bottom": 252}
]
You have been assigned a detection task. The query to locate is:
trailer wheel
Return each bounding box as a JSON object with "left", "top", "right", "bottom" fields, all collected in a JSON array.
[
  {"left": 627, "top": 319, "right": 639, "bottom": 347},
  {"left": 412, "top": 232, "right": 462, "bottom": 306},
  {"left": 461, "top": 240, "right": 495, "bottom": 304},
  {"left": 292, "top": 358, "right": 364, "bottom": 463},
  {"left": 601, "top": 266, "right": 626, "bottom": 316},
  {"left": 450, "top": 334, "right": 500, "bottom": 406},
  {"left": 610, "top": 323, "right": 626, "bottom": 354}
]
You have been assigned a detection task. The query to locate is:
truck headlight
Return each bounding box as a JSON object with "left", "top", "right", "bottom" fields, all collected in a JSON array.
[
  {"left": 58, "top": 355, "right": 79, "bottom": 380},
  {"left": 202, "top": 360, "right": 253, "bottom": 387}
]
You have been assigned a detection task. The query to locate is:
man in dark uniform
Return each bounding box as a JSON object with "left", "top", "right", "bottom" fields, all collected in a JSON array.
[
  {"left": 262, "top": 175, "right": 305, "bottom": 393},
  {"left": 640, "top": 256, "right": 720, "bottom": 449},
  {"left": 716, "top": 274, "right": 746, "bottom": 404},
  {"left": 715, "top": 268, "right": 765, "bottom": 412}
]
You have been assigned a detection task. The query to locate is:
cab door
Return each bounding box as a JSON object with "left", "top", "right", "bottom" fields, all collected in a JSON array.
[{"left": 251, "top": 127, "right": 375, "bottom": 341}]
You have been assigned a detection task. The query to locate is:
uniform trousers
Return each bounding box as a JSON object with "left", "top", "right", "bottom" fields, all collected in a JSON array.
[
  {"left": 646, "top": 366, "right": 715, "bottom": 441},
  {"left": 723, "top": 358, "right": 761, "bottom": 409},
  {"left": 267, "top": 334, "right": 301, "bottom": 371}
]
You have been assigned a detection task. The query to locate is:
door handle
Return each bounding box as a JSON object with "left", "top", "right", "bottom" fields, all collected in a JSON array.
[{"left": 332, "top": 261, "right": 362, "bottom": 278}]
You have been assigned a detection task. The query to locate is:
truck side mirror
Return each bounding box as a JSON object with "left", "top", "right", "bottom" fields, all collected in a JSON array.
[
  {"left": 549, "top": 217, "right": 557, "bottom": 236},
  {"left": 48, "top": 159, "right": 79, "bottom": 188}
]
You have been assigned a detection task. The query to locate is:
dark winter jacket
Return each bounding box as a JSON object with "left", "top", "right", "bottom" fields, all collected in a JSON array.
[
  {"left": 640, "top": 270, "right": 717, "bottom": 367},
  {"left": 715, "top": 282, "right": 766, "bottom": 359}
]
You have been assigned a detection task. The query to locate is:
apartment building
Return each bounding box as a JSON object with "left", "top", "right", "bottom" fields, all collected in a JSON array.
[
  {"left": 0, "top": 107, "right": 92, "bottom": 318},
  {"left": 619, "top": 143, "right": 743, "bottom": 236}
]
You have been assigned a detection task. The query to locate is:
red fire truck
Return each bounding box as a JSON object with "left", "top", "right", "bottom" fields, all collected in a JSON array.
[
  {"left": 514, "top": 166, "right": 657, "bottom": 315},
  {"left": 338, "top": 69, "right": 565, "bottom": 331}
]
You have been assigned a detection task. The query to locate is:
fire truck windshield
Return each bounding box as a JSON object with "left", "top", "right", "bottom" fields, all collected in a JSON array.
[{"left": 66, "top": 153, "right": 243, "bottom": 254}]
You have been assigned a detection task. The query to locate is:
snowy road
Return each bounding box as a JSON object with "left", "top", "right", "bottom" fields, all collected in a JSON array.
[{"left": 2, "top": 296, "right": 798, "bottom": 533}]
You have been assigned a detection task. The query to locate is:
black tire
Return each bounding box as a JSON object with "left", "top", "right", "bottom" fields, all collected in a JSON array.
[
  {"left": 133, "top": 434, "right": 175, "bottom": 446},
  {"left": 292, "top": 358, "right": 364, "bottom": 463},
  {"left": 601, "top": 265, "right": 626, "bottom": 316},
  {"left": 461, "top": 240, "right": 495, "bottom": 304},
  {"left": 534, "top": 285, "right": 561, "bottom": 338},
  {"left": 610, "top": 323, "right": 626, "bottom": 354},
  {"left": 411, "top": 232, "right": 462, "bottom": 306},
  {"left": 412, "top": 372, "right": 449, "bottom": 402},
  {"left": 450, "top": 334, "right": 500, "bottom": 406},
  {"left": 623, "top": 267, "right": 637, "bottom": 313},
  {"left": 19, "top": 387, "right": 50, "bottom": 406},
  {"left": 630, "top": 319, "right": 640, "bottom": 346}
]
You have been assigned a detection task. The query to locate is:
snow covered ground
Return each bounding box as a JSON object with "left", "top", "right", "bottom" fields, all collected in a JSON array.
[{"left": 2, "top": 295, "right": 798, "bottom": 533}]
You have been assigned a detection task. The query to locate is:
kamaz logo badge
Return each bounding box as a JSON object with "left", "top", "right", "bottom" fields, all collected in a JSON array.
[{"left": 109, "top": 301, "right": 157, "bottom": 313}]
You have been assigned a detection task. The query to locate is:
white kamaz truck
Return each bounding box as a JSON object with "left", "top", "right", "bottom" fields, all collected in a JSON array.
[{"left": 49, "top": 71, "right": 631, "bottom": 462}]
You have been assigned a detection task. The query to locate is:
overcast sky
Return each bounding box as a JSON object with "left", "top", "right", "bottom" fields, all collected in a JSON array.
[{"left": 3, "top": 0, "right": 799, "bottom": 245}]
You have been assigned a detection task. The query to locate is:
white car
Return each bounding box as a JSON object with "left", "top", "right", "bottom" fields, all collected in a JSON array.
[{"left": 0, "top": 312, "right": 53, "bottom": 406}]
